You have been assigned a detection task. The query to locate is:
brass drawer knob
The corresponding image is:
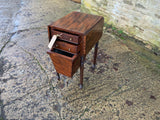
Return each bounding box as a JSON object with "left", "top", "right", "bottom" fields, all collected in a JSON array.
[
  {"left": 69, "top": 48, "right": 71, "bottom": 51},
  {"left": 70, "top": 38, "right": 72, "bottom": 41}
]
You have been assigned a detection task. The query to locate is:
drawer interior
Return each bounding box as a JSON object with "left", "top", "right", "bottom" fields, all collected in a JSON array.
[{"left": 47, "top": 48, "right": 80, "bottom": 77}]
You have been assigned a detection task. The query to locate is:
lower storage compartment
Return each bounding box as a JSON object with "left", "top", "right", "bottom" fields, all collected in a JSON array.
[{"left": 47, "top": 48, "right": 80, "bottom": 77}]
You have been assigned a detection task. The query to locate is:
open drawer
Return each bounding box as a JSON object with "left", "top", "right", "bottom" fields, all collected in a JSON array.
[
  {"left": 47, "top": 48, "right": 80, "bottom": 77},
  {"left": 53, "top": 40, "right": 80, "bottom": 54}
]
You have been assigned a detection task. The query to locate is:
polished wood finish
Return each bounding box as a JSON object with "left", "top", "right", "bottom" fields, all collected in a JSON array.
[
  {"left": 51, "top": 30, "right": 79, "bottom": 44},
  {"left": 49, "top": 11, "right": 103, "bottom": 35},
  {"left": 85, "top": 20, "right": 103, "bottom": 55},
  {"left": 80, "top": 55, "right": 85, "bottom": 89},
  {"left": 47, "top": 12, "right": 104, "bottom": 88},
  {"left": 53, "top": 41, "right": 80, "bottom": 54},
  {"left": 47, "top": 50, "right": 80, "bottom": 77}
]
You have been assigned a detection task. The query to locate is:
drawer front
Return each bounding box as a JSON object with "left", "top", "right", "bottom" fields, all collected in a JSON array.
[
  {"left": 47, "top": 48, "right": 80, "bottom": 77},
  {"left": 52, "top": 30, "right": 79, "bottom": 44},
  {"left": 53, "top": 41, "right": 80, "bottom": 54}
]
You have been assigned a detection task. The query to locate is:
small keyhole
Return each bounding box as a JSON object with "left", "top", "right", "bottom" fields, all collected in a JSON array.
[{"left": 69, "top": 48, "right": 71, "bottom": 51}]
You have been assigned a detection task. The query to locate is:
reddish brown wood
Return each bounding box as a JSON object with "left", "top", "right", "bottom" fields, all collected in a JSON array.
[
  {"left": 47, "top": 12, "right": 104, "bottom": 88},
  {"left": 53, "top": 41, "right": 80, "bottom": 54},
  {"left": 80, "top": 55, "right": 85, "bottom": 88},
  {"left": 71, "top": 0, "right": 81, "bottom": 3},
  {"left": 51, "top": 30, "right": 79, "bottom": 44},
  {"left": 50, "top": 11, "right": 103, "bottom": 35},
  {"left": 85, "top": 18, "right": 104, "bottom": 55},
  {"left": 47, "top": 50, "right": 80, "bottom": 77}
]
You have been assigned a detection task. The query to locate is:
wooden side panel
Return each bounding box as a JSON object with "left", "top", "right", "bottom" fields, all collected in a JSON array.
[
  {"left": 72, "top": 54, "right": 80, "bottom": 75},
  {"left": 85, "top": 17, "right": 104, "bottom": 55},
  {"left": 79, "top": 36, "right": 86, "bottom": 55}
]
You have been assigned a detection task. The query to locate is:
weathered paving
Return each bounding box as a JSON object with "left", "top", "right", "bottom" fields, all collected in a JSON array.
[{"left": 0, "top": 0, "right": 160, "bottom": 120}]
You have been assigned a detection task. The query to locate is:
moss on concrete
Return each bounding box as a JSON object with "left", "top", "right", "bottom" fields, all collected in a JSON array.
[
  {"left": 81, "top": 0, "right": 160, "bottom": 48},
  {"left": 81, "top": 4, "right": 91, "bottom": 14},
  {"left": 0, "top": 117, "right": 4, "bottom": 120},
  {"left": 104, "top": 25, "right": 160, "bottom": 73}
]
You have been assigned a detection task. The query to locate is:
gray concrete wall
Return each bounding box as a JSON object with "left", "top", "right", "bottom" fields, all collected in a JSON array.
[{"left": 81, "top": 0, "right": 160, "bottom": 48}]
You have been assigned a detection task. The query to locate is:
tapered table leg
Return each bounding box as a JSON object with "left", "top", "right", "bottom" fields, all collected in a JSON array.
[
  {"left": 80, "top": 55, "right": 85, "bottom": 89},
  {"left": 56, "top": 72, "right": 60, "bottom": 81},
  {"left": 93, "top": 42, "right": 99, "bottom": 69}
]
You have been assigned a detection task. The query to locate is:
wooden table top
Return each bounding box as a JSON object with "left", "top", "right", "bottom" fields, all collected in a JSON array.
[{"left": 50, "top": 11, "right": 103, "bottom": 35}]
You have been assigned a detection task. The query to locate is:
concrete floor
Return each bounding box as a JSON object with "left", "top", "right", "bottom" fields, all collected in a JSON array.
[{"left": 0, "top": 0, "right": 160, "bottom": 120}]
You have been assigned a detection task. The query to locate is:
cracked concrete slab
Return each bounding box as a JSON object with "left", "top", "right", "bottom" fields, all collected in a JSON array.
[
  {"left": 0, "top": 0, "right": 21, "bottom": 52},
  {"left": 0, "top": 0, "right": 160, "bottom": 120},
  {"left": 9, "top": 28, "right": 54, "bottom": 73},
  {"left": 53, "top": 34, "right": 160, "bottom": 120}
]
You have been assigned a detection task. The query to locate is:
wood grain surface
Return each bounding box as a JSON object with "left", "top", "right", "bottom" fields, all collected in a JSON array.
[{"left": 50, "top": 11, "right": 103, "bottom": 35}]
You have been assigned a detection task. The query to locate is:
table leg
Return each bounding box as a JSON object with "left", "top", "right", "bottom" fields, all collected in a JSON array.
[
  {"left": 56, "top": 72, "right": 60, "bottom": 81},
  {"left": 93, "top": 42, "right": 99, "bottom": 69},
  {"left": 80, "top": 55, "right": 85, "bottom": 89}
]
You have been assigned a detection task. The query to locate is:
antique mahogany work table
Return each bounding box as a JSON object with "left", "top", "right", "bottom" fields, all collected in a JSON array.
[{"left": 47, "top": 12, "right": 104, "bottom": 88}]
